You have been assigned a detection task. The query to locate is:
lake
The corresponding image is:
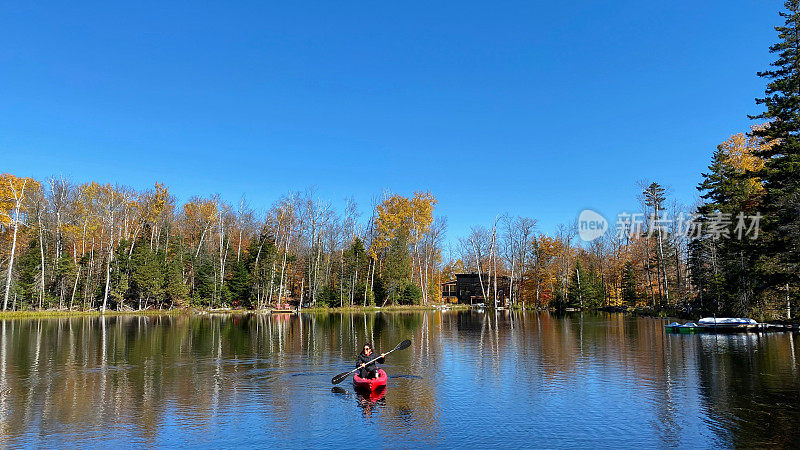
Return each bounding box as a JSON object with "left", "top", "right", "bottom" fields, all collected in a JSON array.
[{"left": 1, "top": 311, "right": 798, "bottom": 448}]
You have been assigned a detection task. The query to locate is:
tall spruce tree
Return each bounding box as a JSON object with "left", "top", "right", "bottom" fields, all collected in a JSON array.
[
  {"left": 689, "top": 137, "right": 764, "bottom": 316},
  {"left": 384, "top": 230, "right": 412, "bottom": 304},
  {"left": 622, "top": 261, "right": 638, "bottom": 307},
  {"left": 751, "top": 0, "right": 800, "bottom": 308},
  {"left": 130, "top": 240, "right": 163, "bottom": 310}
]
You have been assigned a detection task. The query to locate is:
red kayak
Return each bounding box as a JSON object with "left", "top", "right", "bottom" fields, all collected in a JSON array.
[{"left": 353, "top": 369, "right": 387, "bottom": 390}]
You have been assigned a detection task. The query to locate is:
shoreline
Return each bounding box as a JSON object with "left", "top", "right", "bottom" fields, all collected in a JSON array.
[
  {"left": 1, "top": 305, "right": 795, "bottom": 326},
  {"left": 0, "top": 309, "right": 192, "bottom": 320},
  {"left": 0, "top": 304, "right": 680, "bottom": 320},
  {"left": 0, "top": 304, "right": 471, "bottom": 319}
]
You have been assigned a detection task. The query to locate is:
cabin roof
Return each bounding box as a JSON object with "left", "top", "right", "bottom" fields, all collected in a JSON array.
[{"left": 453, "top": 273, "right": 510, "bottom": 279}]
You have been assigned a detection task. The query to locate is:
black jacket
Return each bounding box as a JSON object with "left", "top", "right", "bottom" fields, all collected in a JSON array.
[{"left": 356, "top": 351, "right": 385, "bottom": 372}]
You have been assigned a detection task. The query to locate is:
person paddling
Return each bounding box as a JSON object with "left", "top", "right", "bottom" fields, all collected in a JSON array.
[{"left": 357, "top": 343, "right": 386, "bottom": 379}]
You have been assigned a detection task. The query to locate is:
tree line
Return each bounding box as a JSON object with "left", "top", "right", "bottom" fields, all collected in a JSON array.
[{"left": 0, "top": 180, "right": 444, "bottom": 312}]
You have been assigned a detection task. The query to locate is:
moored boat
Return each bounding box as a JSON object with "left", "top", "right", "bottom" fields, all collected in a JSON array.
[
  {"left": 665, "top": 317, "right": 760, "bottom": 333},
  {"left": 698, "top": 317, "right": 758, "bottom": 329},
  {"left": 665, "top": 321, "right": 701, "bottom": 333}
]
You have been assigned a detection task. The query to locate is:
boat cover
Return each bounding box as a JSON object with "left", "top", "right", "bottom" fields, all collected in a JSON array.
[{"left": 698, "top": 317, "right": 757, "bottom": 325}]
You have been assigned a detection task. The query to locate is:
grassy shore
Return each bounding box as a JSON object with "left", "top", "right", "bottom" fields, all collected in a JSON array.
[
  {"left": 0, "top": 304, "right": 471, "bottom": 319},
  {"left": 0, "top": 308, "right": 194, "bottom": 320},
  {"left": 298, "top": 304, "right": 470, "bottom": 313}
]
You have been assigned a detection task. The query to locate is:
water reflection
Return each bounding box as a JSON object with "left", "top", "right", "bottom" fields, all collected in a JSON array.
[{"left": 0, "top": 311, "right": 797, "bottom": 447}]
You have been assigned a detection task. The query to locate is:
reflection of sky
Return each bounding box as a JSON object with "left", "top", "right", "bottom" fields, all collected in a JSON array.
[
  {"left": 427, "top": 316, "right": 713, "bottom": 447},
  {"left": 0, "top": 313, "right": 798, "bottom": 447}
]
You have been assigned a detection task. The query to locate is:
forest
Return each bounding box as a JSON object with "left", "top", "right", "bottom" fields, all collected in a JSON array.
[
  {"left": 1, "top": 4, "right": 798, "bottom": 320},
  {"left": 0, "top": 182, "right": 446, "bottom": 312}
]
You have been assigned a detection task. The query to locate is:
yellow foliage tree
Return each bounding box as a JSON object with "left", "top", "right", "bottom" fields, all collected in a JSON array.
[
  {"left": 1, "top": 174, "right": 42, "bottom": 309},
  {"left": 183, "top": 197, "right": 218, "bottom": 258},
  {"left": 716, "top": 124, "right": 775, "bottom": 197},
  {"left": 372, "top": 191, "right": 437, "bottom": 254}
]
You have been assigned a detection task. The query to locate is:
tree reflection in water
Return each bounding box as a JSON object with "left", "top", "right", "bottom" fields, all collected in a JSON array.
[{"left": 0, "top": 311, "right": 796, "bottom": 447}]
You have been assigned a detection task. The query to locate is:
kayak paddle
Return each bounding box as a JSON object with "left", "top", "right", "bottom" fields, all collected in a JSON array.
[{"left": 331, "top": 339, "right": 411, "bottom": 385}]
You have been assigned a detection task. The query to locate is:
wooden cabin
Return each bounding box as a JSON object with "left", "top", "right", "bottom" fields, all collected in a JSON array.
[{"left": 451, "top": 273, "right": 511, "bottom": 306}]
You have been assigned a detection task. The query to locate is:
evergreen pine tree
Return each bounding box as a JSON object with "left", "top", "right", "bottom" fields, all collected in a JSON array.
[
  {"left": 622, "top": 261, "right": 638, "bottom": 307},
  {"left": 163, "top": 254, "right": 187, "bottom": 308},
  {"left": 130, "top": 240, "right": 164, "bottom": 310},
  {"left": 17, "top": 241, "right": 40, "bottom": 309},
  {"left": 751, "top": 0, "right": 800, "bottom": 303},
  {"left": 227, "top": 260, "right": 251, "bottom": 308},
  {"left": 694, "top": 141, "right": 764, "bottom": 316},
  {"left": 384, "top": 230, "right": 412, "bottom": 304}
]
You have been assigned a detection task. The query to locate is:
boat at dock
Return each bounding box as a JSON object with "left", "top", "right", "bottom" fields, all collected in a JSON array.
[
  {"left": 665, "top": 322, "right": 701, "bottom": 333},
  {"left": 698, "top": 317, "right": 758, "bottom": 329},
  {"left": 665, "top": 317, "right": 764, "bottom": 333}
]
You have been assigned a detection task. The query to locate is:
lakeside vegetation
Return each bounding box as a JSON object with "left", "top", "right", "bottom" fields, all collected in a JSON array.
[
  {"left": 0, "top": 308, "right": 192, "bottom": 320},
  {"left": 1, "top": 3, "right": 799, "bottom": 321},
  {"left": 0, "top": 304, "right": 472, "bottom": 320}
]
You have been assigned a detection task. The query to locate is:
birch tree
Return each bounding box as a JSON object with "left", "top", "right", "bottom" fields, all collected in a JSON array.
[{"left": 1, "top": 175, "right": 40, "bottom": 310}]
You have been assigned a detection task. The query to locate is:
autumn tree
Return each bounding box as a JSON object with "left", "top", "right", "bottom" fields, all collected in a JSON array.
[
  {"left": 1, "top": 174, "right": 41, "bottom": 310},
  {"left": 372, "top": 192, "right": 439, "bottom": 304}
]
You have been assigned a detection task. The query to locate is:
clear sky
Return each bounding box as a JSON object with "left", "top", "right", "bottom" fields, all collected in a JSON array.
[{"left": 0, "top": 1, "right": 780, "bottom": 244}]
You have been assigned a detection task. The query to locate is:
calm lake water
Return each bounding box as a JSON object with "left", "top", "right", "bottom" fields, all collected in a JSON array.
[{"left": 1, "top": 311, "right": 798, "bottom": 448}]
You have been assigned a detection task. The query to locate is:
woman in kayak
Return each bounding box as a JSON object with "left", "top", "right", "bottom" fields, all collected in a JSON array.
[{"left": 357, "top": 343, "right": 386, "bottom": 379}]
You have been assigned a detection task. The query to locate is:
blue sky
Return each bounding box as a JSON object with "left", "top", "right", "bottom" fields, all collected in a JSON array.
[{"left": 0, "top": 1, "right": 779, "bottom": 243}]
